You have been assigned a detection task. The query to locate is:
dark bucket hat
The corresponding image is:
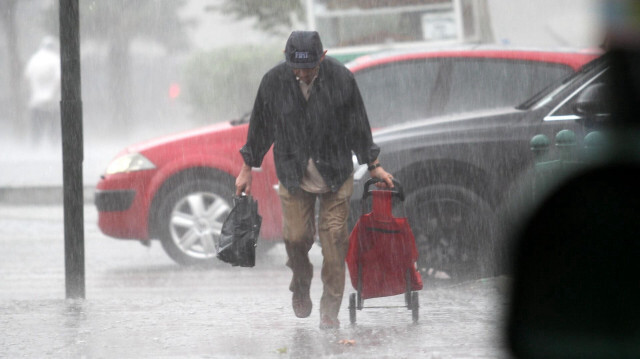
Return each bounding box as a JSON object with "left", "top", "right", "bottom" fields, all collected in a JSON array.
[{"left": 285, "top": 31, "right": 324, "bottom": 69}]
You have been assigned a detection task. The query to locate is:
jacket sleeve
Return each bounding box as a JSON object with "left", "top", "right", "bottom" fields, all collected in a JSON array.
[
  {"left": 349, "top": 77, "right": 380, "bottom": 165},
  {"left": 239, "top": 77, "right": 274, "bottom": 168}
]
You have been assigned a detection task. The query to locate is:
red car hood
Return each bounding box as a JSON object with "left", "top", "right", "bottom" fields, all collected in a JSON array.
[{"left": 125, "top": 121, "right": 235, "bottom": 154}]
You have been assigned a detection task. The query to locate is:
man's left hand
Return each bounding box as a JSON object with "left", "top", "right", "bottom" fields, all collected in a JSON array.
[{"left": 370, "top": 166, "right": 394, "bottom": 188}]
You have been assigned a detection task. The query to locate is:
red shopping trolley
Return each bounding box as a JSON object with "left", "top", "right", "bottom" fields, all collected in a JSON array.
[{"left": 346, "top": 178, "right": 423, "bottom": 324}]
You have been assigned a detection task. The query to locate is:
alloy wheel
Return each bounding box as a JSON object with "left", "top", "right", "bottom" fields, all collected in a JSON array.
[{"left": 168, "top": 191, "right": 232, "bottom": 260}]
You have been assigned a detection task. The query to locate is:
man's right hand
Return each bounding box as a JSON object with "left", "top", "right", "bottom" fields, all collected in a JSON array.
[{"left": 235, "top": 164, "right": 253, "bottom": 196}]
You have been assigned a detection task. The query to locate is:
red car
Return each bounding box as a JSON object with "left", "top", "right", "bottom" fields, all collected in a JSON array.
[{"left": 95, "top": 47, "right": 598, "bottom": 266}]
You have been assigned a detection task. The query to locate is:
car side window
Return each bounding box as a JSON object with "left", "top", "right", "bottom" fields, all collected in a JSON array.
[
  {"left": 354, "top": 59, "right": 442, "bottom": 128},
  {"left": 443, "top": 59, "right": 573, "bottom": 115}
]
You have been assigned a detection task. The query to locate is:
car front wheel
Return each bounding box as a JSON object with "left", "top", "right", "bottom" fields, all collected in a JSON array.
[
  {"left": 404, "top": 184, "right": 499, "bottom": 282},
  {"left": 157, "top": 176, "right": 234, "bottom": 267}
]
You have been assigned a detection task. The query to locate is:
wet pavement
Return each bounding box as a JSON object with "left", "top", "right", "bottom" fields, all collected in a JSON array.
[{"left": 0, "top": 204, "right": 512, "bottom": 358}]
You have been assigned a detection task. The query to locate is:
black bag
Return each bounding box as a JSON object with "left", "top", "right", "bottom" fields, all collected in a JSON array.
[{"left": 217, "top": 195, "right": 262, "bottom": 267}]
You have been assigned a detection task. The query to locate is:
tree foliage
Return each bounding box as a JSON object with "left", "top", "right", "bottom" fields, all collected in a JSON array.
[
  {"left": 212, "top": 0, "right": 305, "bottom": 36},
  {"left": 48, "top": 0, "right": 194, "bottom": 125},
  {"left": 80, "top": 0, "right": 193, "bottom": 52},
  {"left": 183, "top": 44, "right": 283, "bottom": 121},
  {"left": 47, "top": 0, "right": 193, "bottom": 51}
]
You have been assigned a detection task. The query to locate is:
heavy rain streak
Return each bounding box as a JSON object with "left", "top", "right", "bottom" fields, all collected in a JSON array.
[{"left": 0, "top": 0, "right": 612, "bottom": 358}]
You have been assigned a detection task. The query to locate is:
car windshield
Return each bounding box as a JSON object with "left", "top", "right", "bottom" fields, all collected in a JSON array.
[{"left": 516, "top": 55, "right": 608, "bottom": 110}]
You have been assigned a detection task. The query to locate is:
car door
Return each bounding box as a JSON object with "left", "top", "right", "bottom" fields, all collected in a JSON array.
[
  {"left": 508, "top": 61, "right": 608, "bottom": 185},
  {"left": 438, "top": 58, "right": 581, "bottom": 187},
  {"left": 536, "top": 66, "right": 609, "bottom": 150}
]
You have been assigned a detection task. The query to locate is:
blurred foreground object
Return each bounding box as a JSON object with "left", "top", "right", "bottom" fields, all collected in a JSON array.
[{"left": 507, "top": 1, "right": 640, "bottom": 358}]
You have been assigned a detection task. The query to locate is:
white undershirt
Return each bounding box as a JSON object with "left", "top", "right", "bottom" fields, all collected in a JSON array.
[{"left": 298, "top": 75, "right": 330, "bottom": 194}]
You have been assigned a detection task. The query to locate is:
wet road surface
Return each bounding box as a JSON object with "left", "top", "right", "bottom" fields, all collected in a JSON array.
[{"left": 0, "top": 204, "right": 512, "bottom": 358}]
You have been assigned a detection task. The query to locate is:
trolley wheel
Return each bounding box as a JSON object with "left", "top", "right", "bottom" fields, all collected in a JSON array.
[
  {"left": 349, "top": 293, "right": 357, "bottom": 324},
  {"left": 411, "top": 291, "right": 419, "bottom": 323}
]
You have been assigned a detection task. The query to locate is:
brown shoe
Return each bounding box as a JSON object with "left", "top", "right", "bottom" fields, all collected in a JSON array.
[
  {"left": 319, "top": 314, "right": 340, "bottom": 329},
  {"left": 292, "top": 291, "right": 312, "bottom": 318}
]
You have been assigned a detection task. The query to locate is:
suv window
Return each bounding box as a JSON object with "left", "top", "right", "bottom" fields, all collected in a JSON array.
[
  {"left": 443, "top": 59, "right": 573, "bottom": 115},
  {"left": 355, "top": 60, "right": 441, "bottom": 128},
  {"left": 355, "top": 57, "right": 573, "bottom": 128}
]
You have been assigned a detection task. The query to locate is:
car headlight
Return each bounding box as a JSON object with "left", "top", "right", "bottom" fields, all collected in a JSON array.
[
  {"left": 352, "top": 154, "right": 368, "bottom": 181},
  {"left": 105, "top": 152, "right": 156, "bottom": 175}
]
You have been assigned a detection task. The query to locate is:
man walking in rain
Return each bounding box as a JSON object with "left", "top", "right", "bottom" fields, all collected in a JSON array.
[
  {"left": 24, "top": 36, "right": 61, "bottom": 146},
  {"left": 236, "top": 31, "right": 394, "bottom": 329}
]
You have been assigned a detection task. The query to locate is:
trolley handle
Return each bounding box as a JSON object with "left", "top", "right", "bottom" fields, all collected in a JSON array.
[{"left": 363, "top": 178, "right": 404, "bottom": 201}]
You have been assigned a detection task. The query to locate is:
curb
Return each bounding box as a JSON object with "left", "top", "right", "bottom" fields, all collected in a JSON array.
[{"left": 0, "top": 186, "right": 96, "bottom": 206}]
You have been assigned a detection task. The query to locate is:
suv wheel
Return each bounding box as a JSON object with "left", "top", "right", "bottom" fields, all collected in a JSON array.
[
  {"left": 157, "top": 176, "right": 234, "bottom": 267},
  {"left": 404, "top": 185, "right": 497, "bottom": 281}
]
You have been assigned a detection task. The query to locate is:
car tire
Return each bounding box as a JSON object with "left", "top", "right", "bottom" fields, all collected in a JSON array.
[
  {"left": 157, "top": 174, "right": 235, "bottom": 267},
  {"left": 404, "top": 184, "right": 499, "bottom": 282}
]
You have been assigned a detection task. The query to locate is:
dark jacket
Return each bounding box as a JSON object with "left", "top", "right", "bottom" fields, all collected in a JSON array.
[{"left": 240, "top": 56, "right": 380, "bottom": 192}]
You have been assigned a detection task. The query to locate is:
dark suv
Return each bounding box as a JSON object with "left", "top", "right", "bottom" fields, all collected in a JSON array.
[{"left": 354, "top": 54, "right": 608, "bottom": 280}]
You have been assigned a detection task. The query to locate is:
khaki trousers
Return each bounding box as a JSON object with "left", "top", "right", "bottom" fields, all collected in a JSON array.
[{"left": 279, "top": 176, "right": 353, "bottom": 320}]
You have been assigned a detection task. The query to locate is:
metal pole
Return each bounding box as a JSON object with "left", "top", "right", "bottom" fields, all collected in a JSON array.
[{"left": 59, "top": 0, "right": 85, "bottom": 299}]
